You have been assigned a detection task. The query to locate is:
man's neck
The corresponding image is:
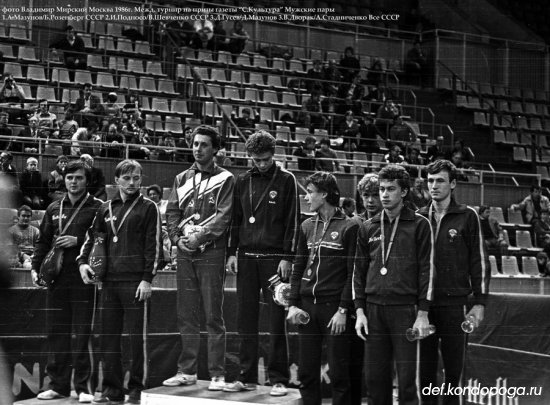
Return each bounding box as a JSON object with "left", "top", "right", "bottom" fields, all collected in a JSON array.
[
  {"left": 433, "top": 196, "right": 451, "bottom": 213},
  {"left": 68, "top": 191, "right": 85, "bottom": 205},
  {"left": 196, "top": 160, "right": 214, "bottom": 172},
  {"left": 318, "top": 204, "right": 336, "bottom": 222},
  {"left": 384, "top": 202, "right": 404, "bottom": 221}
]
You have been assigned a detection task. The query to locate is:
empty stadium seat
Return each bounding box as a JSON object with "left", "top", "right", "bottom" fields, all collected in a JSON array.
[
  {"left": 165, "top": 116, "right": 183, "bottom": 134},
  {"left": 158, "top": 79, "right": 177, "bottom": 95},
  {"left": 127, "top": 58, "right": 145, "bottom": 74},
  {"left": 489, "top": 255, "right": 500, "bottom": 276},
  {"left": 18, "top": 46, "right": 38, "bottom": 61},
  {"left": 26, "top": 65, "right": 46, "bottom": 83},
  {"left": 135, "top": 41, "right": 154, "bottom": 56},
  {"left": 146, "top": 61, "right": 165, "bottom": 76},
  {"left": 516, "top": 230, "right": 542, "bottom": 252},
  {"left": 151, "top": 97, "right": 170, "bottom": 113},
  {"left": 522, "top": 256, "right": 540, "bottom": 277},
  {"left": 117, "top": 38, "right": 134, "bottom": 53},
  {"left": 119, "top": 75, "right": 138, "bottom": 91},
  {"left": 501, "top": 256, "right": 520, "bottom": 276},
  {"left": 171, "top": 99, "right": 189, "bottom": 115},
  {"left": 95, "top": 72, "right": 116, "bottom": 89},
  {"left": 4, "top": 62, "right": 24, "bottom": 79},
  {"left": 36, "top": 86, "right": 57, "bottom": 102}
]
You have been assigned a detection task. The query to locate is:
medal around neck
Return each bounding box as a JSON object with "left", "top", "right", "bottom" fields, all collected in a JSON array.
[{"left": 249, "top": 216, "right": 256, "bottom": 224}]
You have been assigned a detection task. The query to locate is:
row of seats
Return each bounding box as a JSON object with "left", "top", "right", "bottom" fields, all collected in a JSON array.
[
  {"left": 512, "top": 146, "right": 550, "bottom": 163},
  {"left": 491, "top": 255, "right": 547, "bottom": 277},
  {"left": 458, "top": 95, "right": 550, "bottom": 117},
  {"left": 474, "top": 111, "right": 550, "bottom": 132},
  {"left": 0, "top": 23, "right": 30, "bottom": 42},
  {"left": 494, "top": 129, "right": 549, "bottom": 148}
]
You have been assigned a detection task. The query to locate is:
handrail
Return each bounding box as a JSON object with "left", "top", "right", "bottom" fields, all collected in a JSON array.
[{"left": 424, "top": 28, "right": 547, "bottom": 50}]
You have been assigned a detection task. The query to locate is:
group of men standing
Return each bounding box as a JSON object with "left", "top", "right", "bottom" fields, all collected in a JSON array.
[{"left": 31, "top": 124, "right": 489, "bottom": 405}]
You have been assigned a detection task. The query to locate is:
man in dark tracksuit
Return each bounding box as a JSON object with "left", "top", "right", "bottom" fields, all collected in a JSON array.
[
  {"left": 224, "top": 130, "right": 299, "bottom": 396},
  {"left": 287, "top": 171, "right": 359, "bottom": 405},
  {"left": 354, "top": 164, "right": 434, "bottom": 405},
  {"left": 32, "top": 161, "right": 103, "bottom": 403},
  {"left": 78, "top": 159, "right": 162, "bottom": 405},
  {"left": 163, "top": 125, "right": 235, "bottom": 391},
  {"left": 418, "top": 160, "right": 489, "bottom": 405}
]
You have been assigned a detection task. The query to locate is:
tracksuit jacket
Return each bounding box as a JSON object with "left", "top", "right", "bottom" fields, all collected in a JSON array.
[
  {"left": 165, "top": 162, "right": 234, "bottom": 249},
  {"left": 353, "top": 205, "right": 434, "bottom": 312},
  {"left": 418, "top": 199, "right": 489, "bottom": 306},
  {"left": 77, "top": 192, "right": 162, "bottom": 283},
  {"left": 227, "top": 163, "right": 300, "bottom": 261},
  {"left": 289, "top": 209, "right": 359, "bottom": 309}
]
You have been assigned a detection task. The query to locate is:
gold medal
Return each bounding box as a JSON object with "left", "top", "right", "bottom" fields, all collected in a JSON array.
[
  {"left": 194, "top": 213, "right": 200, "bottom": 221},
  {"left": 249, "top": 216, "right": 256, "bottom": 224},
  {"left": 380, "top": 267, "right": 387, "bottom": 275},
  {"left": 113, "top": 235, "right": 119, "bottom": 243}
]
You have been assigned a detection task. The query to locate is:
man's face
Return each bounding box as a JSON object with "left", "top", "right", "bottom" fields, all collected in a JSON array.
[
  {"left": 320, "top": 143, "right": 329, "bottom": 151},
  {"left": 542, "top": 213, "right": 549, "bottom": 223},
  {"left": 531, "top": 188, "right": 541, "bottom": 201},
  {"left": 115, "top": 168, "right": 142, "bottom": 198},
  {"left": 39, "top": 102, "right": 48, "bottom": 114},
  {"left": 66, "top": 29, "right": 75, "bottom": 40},
  {"left": 390, "top": 148, "right": 400, "bottom": 157},
  {"left": 427, "top": 171, "right": 455, "bottom": 202},
  {"left": 148, "top": 190, "right": 160, "bottom": 203},
  {"left": 414, "top": 177, "right": 424, "bottom": 190},
  {"left": 379, "top": 179, "right": 406, "bottom": 212},
  {"left": 343, "top": 203, "right": 355, "bottom": 217},
  {"left": 451, "top": 153, "right": 463, "bottom": 166},
  {"left": 27, "top": 161, "right": 37, "bottom": 171},
  {"left": 84, "top": 86, "right": 92, "bottom": 97},
  {"left": 57, "top": 160, "right": 67, "bottom": 171},
  {"left": 0, "top": 114, "right": 8, "bottom": 125},
  {"left": 480, "top": 209, "right": 490, "bottom": 220},
  {"left": 18, "top": 210, "right": 31, "bottom": 227},
  {"left": 250, "top": 151, "right": 274, "bottom": 174},
  {"left": 185, "top": 128, "right": 192, "bottom": 142},
  {"left": 361, "top": 190, "right": 382, "bottom": 217},
  {"left": 305, "top": 140, "right": 316, "bottom": 151},
  {"left": 65, "top": 169, "right": 87, "bottom": 197},
  {"left": 305, "top": 183, "right": 325, "bottom": 213},
  {"left": 0, "top": 153, "right": 9, "bottom": 165},
  {"left": 29, "top": 119, "right": 38, "bottom": 129},
  {"left": 193, "top": 134, "right": 217, "bottom": 166}
]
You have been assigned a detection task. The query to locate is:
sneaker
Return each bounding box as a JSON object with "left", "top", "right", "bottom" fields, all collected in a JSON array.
[
  {"left": 208, "top": 376, "right": 226, "bottom": 391},
  {"left": 78, "top": 392, "right": 94, "bottom": 403},
  {"left": 270, "top": 383, "right": 288, "bottom": 397},
  {"left": 223, "top": 381, "right": 257, "bottom": 392},
  {"left": 162, "top": 372, "right": 197, "bottom": 387},
  {"left": 37, "top": 390, "right": 66, "bottom": 400},
  {"left": 91, "top": 394, "right": 124, "bottom": 405},
  {"left": 127, "top": 390, "right": 141, "bottom": 404}
]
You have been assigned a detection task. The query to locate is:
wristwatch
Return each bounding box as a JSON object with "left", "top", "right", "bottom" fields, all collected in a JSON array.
[{"left": 338, "top": 307, "right": 348, "bottom": 314}]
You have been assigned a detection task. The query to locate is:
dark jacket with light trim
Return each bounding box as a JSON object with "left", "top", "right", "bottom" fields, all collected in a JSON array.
[
  {"left": 227, "top": 163, "right": 300, "bottom": 261},
  {"left": 418, "top": 198, "right": 489, "bottom": 306},
  {"left": 289, "top": 209, "right": 359, "bottom": 309},
  {"left": 353, "top": 205, "right": 434, "bottom": 311},
  {"left": 77, "top": 192, "right": 162, "bottom": 283}
]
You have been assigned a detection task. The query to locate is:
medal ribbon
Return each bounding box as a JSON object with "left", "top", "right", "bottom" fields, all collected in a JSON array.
[
  {"left": 192, "top": 170, "right": 212, "bottom": 219},
  {"left": 58, "top": 193, "right": 90, "bottom": 236},
  {"left": 306, "top": 213, "right": 335, "bottom": 271},
  {"left": 428, "top": 204, "right": 444, "bottom": 240},
  {"left": 248, "top": 165, "right": 279, "bottom": 220},
  {"left": 380, "top": 210, "right": 400, "bottom": 270},
  {"left": 108, "top": 195, "right": 141, "bottom": 241}
]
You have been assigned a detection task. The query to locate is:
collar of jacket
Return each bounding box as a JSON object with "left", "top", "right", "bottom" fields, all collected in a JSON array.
[
  {"left": 111, "top": 190, "right": 141, "bottom": 204},
  {"left": 248, "top": 162, "right": 277, "bottom": 177},
  {"left": 314, "top": 208, "right": 347, "bottom": 223},
  {"left": 190, "top": 161, "right": 218, "bottom": 175},
  {"left": 419, "top": 197, "right": 467, "bottom": 215},
  {"left": 370, "top": 205, "right": 416, "bottom": 223},
  {"left": 61, "top": 192, "right": 90, "bottom": 207}
]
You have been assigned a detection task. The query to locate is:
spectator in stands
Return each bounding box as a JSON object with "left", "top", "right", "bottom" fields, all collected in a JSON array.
[
  {"left": 409, "top": 177, "right": 431, "bottom": 209},
  {"left": 47, "top": 155, "right": 68, "bottom": 202},
  {"left": 9, "top": 205, "right": 39, "bottom": 269},
  {"left": 16, "top": 117, "right": 39, "bottom": 154},
  {"left": 176, "top": 126, "right": 194, "bottom": 163},
  {"left": 232, "top": 108, "right": 258, "bottom": 136},
  {"left": 122, "top": 92, "right": 142, "bottom": 120},
  {"left": 102, "top": 93, "right": 122, "bottom": 127},
  {"left": 207, "top": 20, "right": 228, "bottom": 53},
  {"left": 511, "top": 185, "right": 550, "bottom": 225},
  {"left": 58, "top": 111, "right": 79, "bottom": 156},
  {"left": 384, "top": 144, "right": 405, "bottom": 164},
  {"left": 533, "top": 209, "right": 550, "bottom": 251},
  {"left": 323, "top": 59, "right": 342, "bottom": 97},
  {"left": 339, "top": 46, "right": 361, "bottom": 83},
  {"left": 478, "top": 205, "right": 508, "bottom": 252},
  {"left": 536, "top": 252, "right": 550, "bottom": 277},
  {"left": 357, "top": 172, "right": 382, "bottom": 220},
  {"left": 366, "top": 59, "right": 384, "bottom": 93},
  {"left": 74, "top": 83, "right": 103, "bottom": 116},
  {"left": 427, "top": 135, "right": 447, "bottom": 162},
  {"left": 0, "top": 151, "right": 18, "bottom": 187},
  {"left": 127, "top": 120, "right": 152, "bottom": 160},
  {"left": 49, "top": 26, "right": 86, "bottom": 81},
  {"left": 450, "top": 151, "right": 470, "bottom": 181},
  {"left": 293, "top": 135, "right": 317, "bottom": 171},
  {"left": 450, "top": 138, "right": 474, "bottom": 163},
  {"left": 34, "top": 100, "right": 57, "bottom": 135},
  {"left": 227, "top": 20, "right": 249, "bottom": 56},
  {"left": 300, "top": 88, "right": 327, "bottom": 130},
  {"left": 405, "top": 147, "right": 424, "bottom": 178},
  {"left": 190, "top": 17, "right": 214, "bottom": 50},
  {"left": 375, "top": 99, "right": 399, "bottom": 138},
  {"left": 158, "top": 132, "right": 177, "bottom": 161},
  {"left": 0, "top": 73, "right": 26, "bottom": 102},
  {"left": 71, "top": 121, "right": 98, "bottom": 157},
  {"left": 147, "top": 184, "right": 168, "bottom": 219},
  {"left": 0, "top": 112, "right": 13, "bottom": 151},
  {"left": 315, "top": 138, "right": 339, "bottom": 172},
  {"left": 338, "top": 111, "right": 360, "bottom": 152},
  {"left": 405, "top": 40, "right": 427, "bottom": 85},
  {"left": 20, "top": 157, "right": 44, "bottom": 209},
  {"left": 341, "top": 197, "right": 357, "bottom": 218},
  {"left": 80, "top": 154, "right": 106, "bottom": 201},
  {"left": 103, "top": 124, "right": 125, "bottom": 159},
  {"left": 306, "top": 60, "right": 324, "bottom": 93},
  {"left": 337, "top": 74, "right": 365, "bottom": 116}
]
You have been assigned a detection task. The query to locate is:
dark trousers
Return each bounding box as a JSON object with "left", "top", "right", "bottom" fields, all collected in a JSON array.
[
  {"left": 420, "top": 305, "right": 467, "bottom": 405},
  {"left": 348, "top": 317, "right": 366, "bottom": 405},
  {"left": 46, "top": 273, "right": 96, "bottom": 396},
  {"left": 298, "top": 299, "right": 350, "bottom": 405},
  {"left": 365, "top": 303, "right": 419, "bottom": 405},
  {"left": 99, "top": 281, "right": 147, "bottom": 401},
  {"left": 236, "top": 254, "right": 289, "bottom": 385},
  {"left": 176, "top": 245, "right": 226, "bottom": 377}
]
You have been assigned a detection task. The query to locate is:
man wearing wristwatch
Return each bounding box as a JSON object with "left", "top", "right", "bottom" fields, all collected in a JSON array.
[{"left": 287, "top": 172, "right": 359, "bottom": 405}]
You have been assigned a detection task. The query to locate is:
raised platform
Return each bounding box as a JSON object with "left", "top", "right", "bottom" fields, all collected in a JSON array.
[
  {"left": 142, "top": 381, "right": 302, "bottom": 405},
  {"left": 15, "top": 393, "right": 90, "bottom": 404}
]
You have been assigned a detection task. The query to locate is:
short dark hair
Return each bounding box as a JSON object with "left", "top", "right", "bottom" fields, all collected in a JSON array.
[
  {"left": 56, "top": 155, "right": 69, "bottom": 163},
  {"left": 65, "top": 160, "right": 91, "bottom": 183},
  {"left": 378, "top": 164, "right": 410, "bottom": 193},
  {"left": 146, "top": 184, "right": 162, "bottom": 198},
  {"left": 83, "top": 83, "right": 92, "bottom": 89},
  {"left": 319, "top": 138, "right": 330, "bottom": 146},
  {"left": 426, "top": 159, "right": 457, "bottom": 182},
  {"left": 192, "top": 125, "right": 221, "bottom": 150},
  {"left": 531, "top": 184, "right": 541, "bottom": 192},
  {"left": 305, "top": 171, "right": 341, "bottom": 206},
  {"left": 479, "top": 205, "right": 490, "bottom": 215},
  {"left": 245, "top": 130, "right": 276, "bottom": 155},
  {"left": 17, "top": 205, "right": 32, "bottom": 216},
  {"left": 65, "top": 25, "right": 75, "bottom": 32},
  {"left": 342, "top": 197, "right": 355, "bottom": 210},
  {"left": 304, "top": 135, "right": 316, "bottom": 145},
  {"left": 344, "top": 46, "right": 354, "bottom": 54},
  {"left": 114, "top": 159, "right": 142, "bottom": 177}
]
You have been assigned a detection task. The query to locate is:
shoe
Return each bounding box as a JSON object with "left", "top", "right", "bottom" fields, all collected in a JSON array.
[
  {"left": 270, "top": 383, "right": 288, "bottom": 397},
  {"left": 127, "top": 390, "right": 141, "bottom": 404},
  {"left": 223, "top": 381, "right": 257, "bottom": 392},
  {"left": 37, "top": 390, "right": 66, "bottom": 400},
  {"left": 78, "top": 392, "right": 94, "bottom": 403},
  {"left": 162, "top": 372, "right": 197, "bottom": 386},
  {"left": 208, "top": 376, "right": 226, "bottom": 391},
  {"left": 91, "top": 394, "right": 124, "bottom": 405}
]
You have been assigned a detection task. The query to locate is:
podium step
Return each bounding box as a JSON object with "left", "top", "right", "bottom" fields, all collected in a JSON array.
[{"left": 142, "top": 380, "right": 302, "bottom": 404}]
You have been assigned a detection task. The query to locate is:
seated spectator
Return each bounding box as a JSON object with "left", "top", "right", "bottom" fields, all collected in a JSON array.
[
  {"left": 232, "top": 107, "right": 258, "bottom": 136},
  {"left": 8, "top": 205, "right": 39, "bottom": 269},
  {"left": 536, "top": 252, "right": 550, "bottom": 277},
  {"left": 102, "top": 93, "right": 122, "bottom": 126},
  {"left": 227, "top": 20, "right": 249, "bottom": 56},
  {"left": 404, "top": 40, "right": 427, "bottom": 85},
  {"left": 339, "top": 46, "right": 361, "bottom": 82},
  {"left": 306, "top": 60, "right": 324, "bottom": 93},
  {"left": 449, "top": 138, "right": 474, "bottom": 163},
  {"left": 73, "top": 83, "right": 104, "bottom": 117},
  {"left": 147, "top": 184, "right": 168, "bottom": 219},
  {"left": 337, "top": 74, "right": 365, "bottom": 115},
  {"left": 293, "top": 135, "right": 317, "bottom": 171},
  {"left": 315, "top": 138, "right": 339, "bottom": 172},
  {"left": 338, "top": 110, "right": 360, "bottom": 151},
  {"left": 450, "top": 150, "right": 470, "bottom": 181},
  {"left": 0, "top": 73, "right": 26, "bottom": 103},
  {"left": 341, "top": 197, "right": 358, "bottom": 218},
  {"left": 478, "top": 206, "right": 508, "bottom": 267},
  {"left": 125, "top": 119, "right": 152, "bottom": 160},
  {"left": 0, "top": 151, "right": 18, "bottom": 186},
  {"left": 323, "top": 59, "right": 342, "bottom": 97},
  {"left": 534, "top": 210, "right": 550, "bottom": 251},
  {"left": 404, "top": 147, "right": 424, "bottom": 177},
  {"left": 427, "top": 135, "right": 447, "bottom": 162},
  {"left": 20, "top": 157, "right": 44, "bottom": 209},
  {"left": 511, "top": 185, "right": 550, "bottom": 224},
  {"left": 122, "top": 92, "right": 142, "bottom": 120},
  {"left": 33, "top": 100, "right": 57, "bottom": 134},
  {"left": 176, "top": 126, "right": 194, "bottom": 163},
  {"left": 300, "top": 88, "right": 327, "bottom": 130},
  {"left": 384, "top": 144, "right": 405, "bottom": 164},
  {"left": 207, "top": 20, "right": 228, "bottom": 53},
  {"left": 0, "top": 112, "right": 13, "bottom": 151},
  {"left": 375, "top": 99, "right": 399, "bottom": 138},
  {"left": 49, "top": 25, "right": 86, "bottom": 80},
  {"left": 102, "top": 123, "right": 125, "bottom": 158},
  {"left": 80, "top": 154, "right": 107, "bottom": 201},
  {"left": 18, "top": 116, "right": 40, "bottom": 153},
  {"left": 158, "top": 132, "right": 177, "bottom": 161},
  {"left": 366, "top": 59, "right": 384, "bottom": 92},
  {"left": 58, "top": 110, "right": 79, "bottom": 155},
  {"left": 47, "top": 155, "right": 68, "bottom": 202},
  {"left": 71, "top": 121, "right": 98, "bottom": 156},
  {"left": 409, "top": 177, "right": 430, "bottom": 209},
  {"left": 190, "top": 17, "right": 214, "bottom": 50}
]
